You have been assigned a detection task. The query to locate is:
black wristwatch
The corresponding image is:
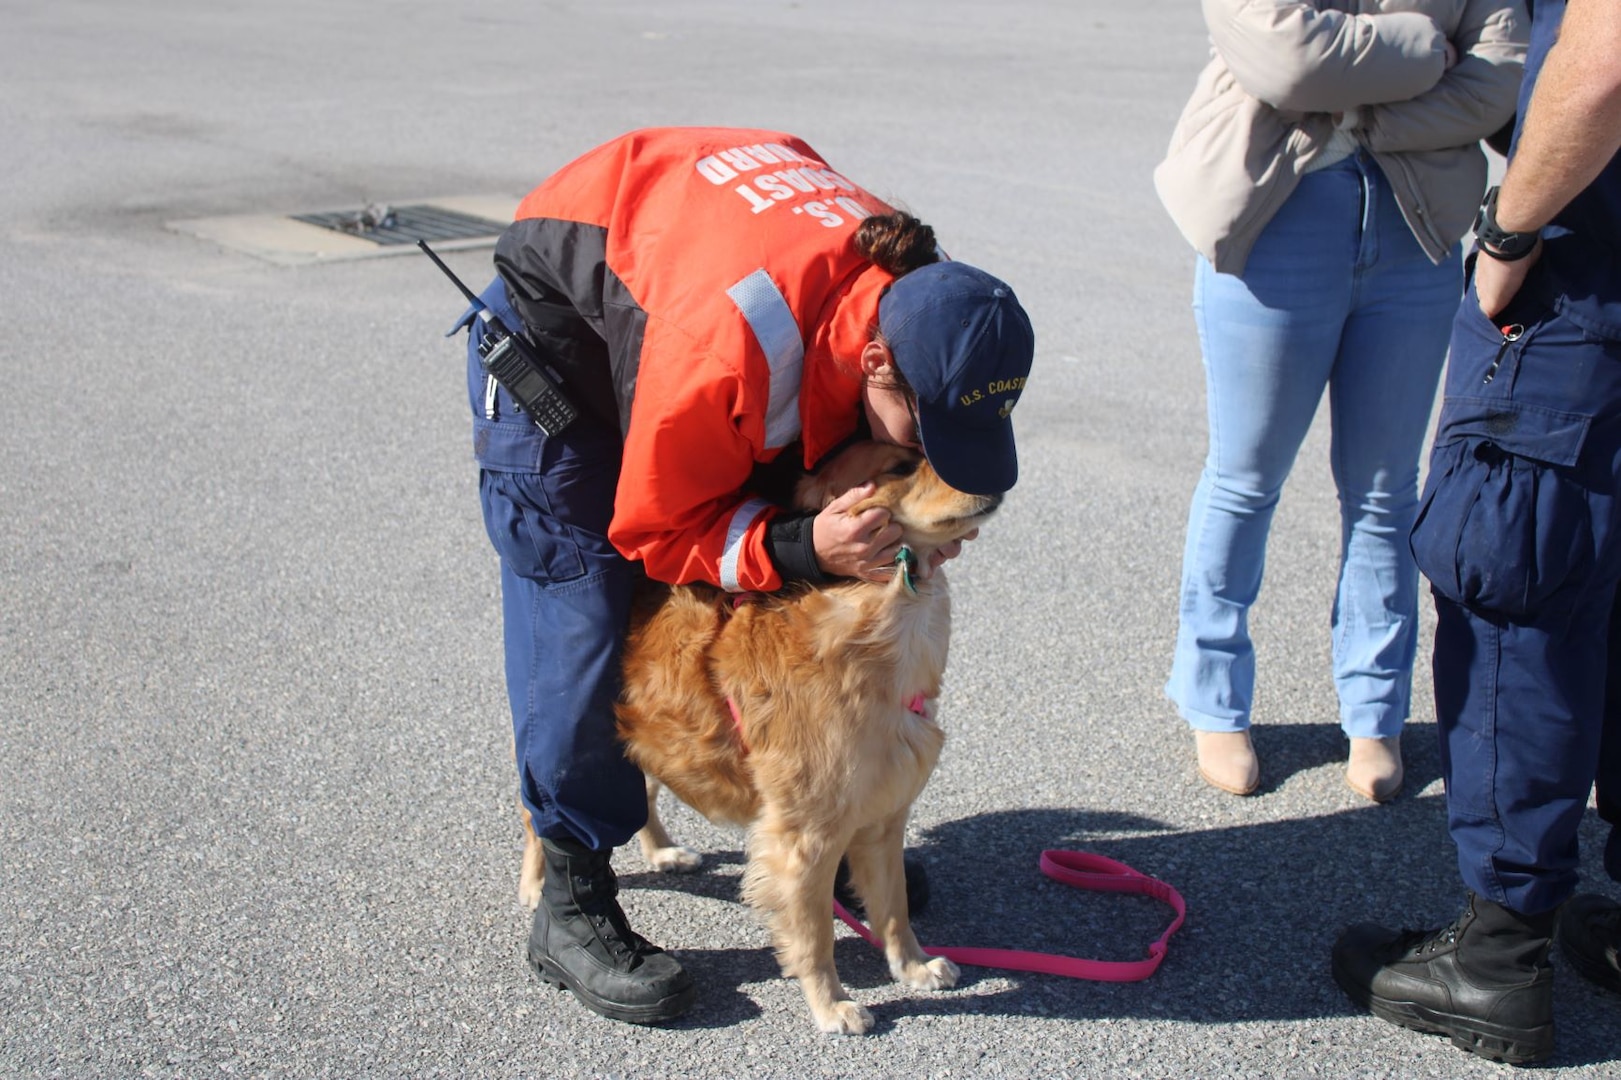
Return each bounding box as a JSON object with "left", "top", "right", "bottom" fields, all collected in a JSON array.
[{"left": 1474, "top": 185, "right": 1539, "bottom": 262}]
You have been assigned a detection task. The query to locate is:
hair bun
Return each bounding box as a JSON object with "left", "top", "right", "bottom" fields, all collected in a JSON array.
[{"left": 853, "top": 212, "right": 939, "bottom": 277}]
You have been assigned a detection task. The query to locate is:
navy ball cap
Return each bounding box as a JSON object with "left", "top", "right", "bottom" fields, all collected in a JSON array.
[{"left": 878, "top": 261, "right": 1034, "bottom": 496}]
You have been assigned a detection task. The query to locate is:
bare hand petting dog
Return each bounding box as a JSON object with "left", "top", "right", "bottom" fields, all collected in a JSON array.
[
  {"left": 812, "top": 482, "right": 980, "bottom": 581},
  {"left": 813, "top": 482, "right": 904, "bottom": 581}
]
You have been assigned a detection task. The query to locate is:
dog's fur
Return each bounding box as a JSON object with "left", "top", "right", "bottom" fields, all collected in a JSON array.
[{"left": 519, "top": 440, "right": 1001, "bottom": 1033}]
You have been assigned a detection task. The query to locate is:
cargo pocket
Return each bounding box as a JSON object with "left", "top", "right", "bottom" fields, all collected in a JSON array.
[
  {"left": 1411, "top": 397, "right": 1595, "bottom": 617},
  {"left": 480, "top": 469, "right": 588, "bottom": 584}
]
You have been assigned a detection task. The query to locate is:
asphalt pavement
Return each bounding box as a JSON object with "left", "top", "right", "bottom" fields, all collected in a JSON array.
[{"left": 2, "top": 2, "right": 1616, "bottom": 1077}]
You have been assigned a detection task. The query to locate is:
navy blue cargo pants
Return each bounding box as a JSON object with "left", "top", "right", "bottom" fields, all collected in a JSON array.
[
  {"left": 455, "top": 278, "right": 647, "bottom": 851},
  {"left": 1410, "top": 271, "right": 1621, "bottom": 915}
]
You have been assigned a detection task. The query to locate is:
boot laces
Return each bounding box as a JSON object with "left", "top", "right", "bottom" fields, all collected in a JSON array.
[
  {"left": 1394, "top": 915, "right": 1465, "bottom": 958},
  {"left": 586, "top": 906, "right": 646, "bottom": 963},
  {"left": 546, "top": 847, "right": 669, "bottom": 968},
  {"left": 567, "top": 861, "right": 655, "bottom": 963}
]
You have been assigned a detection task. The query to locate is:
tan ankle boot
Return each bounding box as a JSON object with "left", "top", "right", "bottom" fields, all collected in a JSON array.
[
  {"left": 1346, "top": 736, "right": 1403, "bottom": 802},
  {"left": 1194, "top": 729, "right": 1259, "bottom": 795}
]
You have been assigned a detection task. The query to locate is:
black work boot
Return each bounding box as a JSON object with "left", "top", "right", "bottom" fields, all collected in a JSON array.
[
  {"left": 1557, "top": 893, "right": 1621, "bottom": 994},
  {"left": 1332, "top": 894, "right": 1555, "bottom": 1065},
  {"left": 527, "top": 837, "right": 696, "bottom": 1024},
  {"left": 832, "top": 851, "right": 930, "bottom": 919}
]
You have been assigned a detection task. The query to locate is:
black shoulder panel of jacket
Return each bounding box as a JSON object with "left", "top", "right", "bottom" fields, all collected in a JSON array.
[
  {"left": 495, "top": 218, "right": 646, "bottom": 440},
  {"left": 747, "top": 442, "right": 808, "bottom": 507}
]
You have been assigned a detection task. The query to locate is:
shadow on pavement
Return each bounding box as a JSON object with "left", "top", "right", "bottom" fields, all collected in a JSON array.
[{"left": 614, "top": 721, "right": 1618, "bottom": 1064}]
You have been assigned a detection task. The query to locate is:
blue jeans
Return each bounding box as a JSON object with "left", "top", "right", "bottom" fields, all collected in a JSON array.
[{"left": 1167, "top": 156, "right": 1460, "bottom": 739}]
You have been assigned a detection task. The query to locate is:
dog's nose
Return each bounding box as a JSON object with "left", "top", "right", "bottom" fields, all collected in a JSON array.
[{"left": 979, "top": 492, "right": 1004, "bottom": 514}]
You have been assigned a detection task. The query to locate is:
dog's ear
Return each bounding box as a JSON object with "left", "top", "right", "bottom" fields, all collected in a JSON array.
[
  {"left": 791, "top": 469, "right": 839, "bottom": 512},
  {"left": 794, "top": 441, "right": 927, "bottom": 512},
  {"left": 792, "top": 441, "right": 886, "bottom": 511}
]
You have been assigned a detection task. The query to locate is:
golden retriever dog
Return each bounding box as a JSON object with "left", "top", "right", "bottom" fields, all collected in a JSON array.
[{"left": 519, "top": 440, "right": 1002, "bottom": 1034}]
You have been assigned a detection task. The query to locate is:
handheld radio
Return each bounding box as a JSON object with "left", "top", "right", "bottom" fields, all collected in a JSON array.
[{"left": 418, "top": 240, "right": 578, "bottom": 436}]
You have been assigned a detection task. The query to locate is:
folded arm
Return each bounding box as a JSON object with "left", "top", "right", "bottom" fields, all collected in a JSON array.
[
  {"left": 1206, "top": 0, "right": 1450, "bottom": 113},
  {"left": 1358, "top": 0, "right": 1527, "bottom": 154}
]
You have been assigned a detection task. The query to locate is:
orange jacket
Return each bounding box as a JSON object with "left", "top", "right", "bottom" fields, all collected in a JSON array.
[{"left": 498, "top": 128, "right": 898, "bottom": 592}]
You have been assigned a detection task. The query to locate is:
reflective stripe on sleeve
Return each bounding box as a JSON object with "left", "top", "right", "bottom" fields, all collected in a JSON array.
[
  {"left": 726, "top": 269, "right": 804, "bottom": 450},
  {"left": 719, "top": 497, "right": 773, "bottom": 592}
]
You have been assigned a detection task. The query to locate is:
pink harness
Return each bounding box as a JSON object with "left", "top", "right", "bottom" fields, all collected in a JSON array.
[{"left": 723, "top": 591, "right": 926, "bottom": 752}]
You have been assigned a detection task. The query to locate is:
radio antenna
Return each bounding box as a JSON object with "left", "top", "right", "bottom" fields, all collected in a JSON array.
[{"left": 417, "top": 239, "right": 483, "bottom": 309}]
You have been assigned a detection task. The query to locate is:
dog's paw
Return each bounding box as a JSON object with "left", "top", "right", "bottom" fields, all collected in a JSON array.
[
  {"left": 647, "top": 844, "right": 703, "bottom": 873},
  {"left": 894, "top": 954, "right": 960, "bottom": 991},
  {"left": 814, "top": 1000, "right": 875, "bottom": 1036},
  {"left": 518, "top": 876, "right": 543, "bottom": 911}
]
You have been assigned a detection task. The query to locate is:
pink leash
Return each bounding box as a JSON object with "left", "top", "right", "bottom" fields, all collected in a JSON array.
[
  {"left": 833, "top": 849, "right": 1187, "bottom": 982},
  {"left": 718, "top": 611, "right": 1186, "bottom": 981}
]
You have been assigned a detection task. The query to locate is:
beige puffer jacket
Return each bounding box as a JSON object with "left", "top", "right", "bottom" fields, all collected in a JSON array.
[{"left": 1155, "top": 0, "right": 1526, "bottom": 276}]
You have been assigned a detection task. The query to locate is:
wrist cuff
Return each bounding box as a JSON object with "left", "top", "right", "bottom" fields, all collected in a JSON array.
[{"left": 765, "top": 512, "right": 826, "bottom": 586}]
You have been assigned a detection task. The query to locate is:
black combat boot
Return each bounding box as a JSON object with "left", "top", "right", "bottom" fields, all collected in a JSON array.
[
  {"left": 1557, "top": 893, "right": 1621, "bottom": 994},
  {"left": 1332, "top": 894, "right": 1555, "bottom": 1064},
  {"left": 527, "top": 837, "right": 696, "bottom": 1024}
]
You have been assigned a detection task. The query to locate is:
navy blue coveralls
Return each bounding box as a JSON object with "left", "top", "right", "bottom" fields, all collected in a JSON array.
[
  {"left": 455, "top": 279, "right": 647, "bottom": 852},
  {"left": 1409, "top": 0, "right": 1621, "bottom": 915}
]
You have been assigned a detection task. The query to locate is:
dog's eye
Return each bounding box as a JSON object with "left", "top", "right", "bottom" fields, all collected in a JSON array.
[{"left": 884, "top": 458, "right": 919, "bottom": 479}]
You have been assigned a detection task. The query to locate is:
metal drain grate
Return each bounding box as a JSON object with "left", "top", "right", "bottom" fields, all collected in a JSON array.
[
  {"left": 169, "top": 194, "right": 518, "bottom": 265},
  {"left": 290, "top": 202, "right": 506, "bottom": 247}
]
